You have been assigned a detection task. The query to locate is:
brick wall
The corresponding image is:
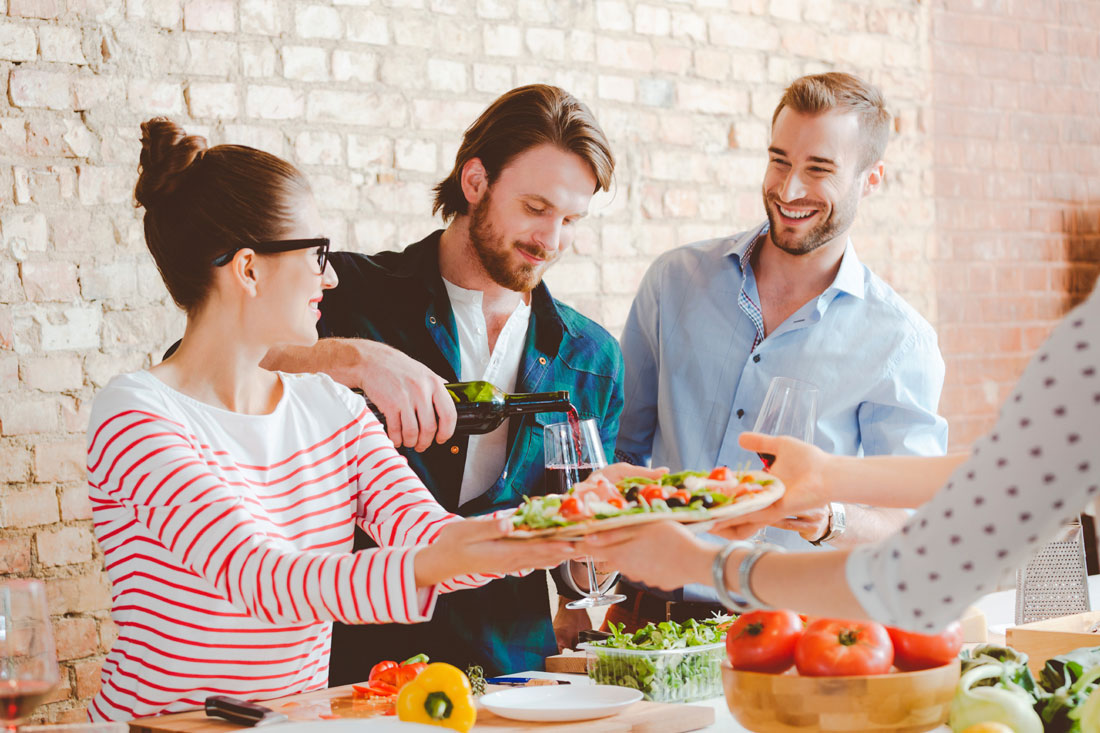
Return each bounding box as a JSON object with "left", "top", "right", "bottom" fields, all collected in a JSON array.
[
  {"left": 4, "top": 0, "right": 935, "bottom": 721},
  {"left": 931, "top": 0, "right": 1100, "bottom": 448}
]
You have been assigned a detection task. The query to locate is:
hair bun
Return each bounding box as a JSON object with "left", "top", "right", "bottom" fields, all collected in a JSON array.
[{"left": 135, "top": 117, "right": 208, "bottom": 209}]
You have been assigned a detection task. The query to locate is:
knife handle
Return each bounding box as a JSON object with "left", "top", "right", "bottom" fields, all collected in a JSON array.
[{"left": 205, "top": 695, "right": 278, "bottom": 726}]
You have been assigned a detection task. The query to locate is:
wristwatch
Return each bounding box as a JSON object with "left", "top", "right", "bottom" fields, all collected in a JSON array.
[{"left": 811, "top": 502, "right": 847, "bottom": 545}]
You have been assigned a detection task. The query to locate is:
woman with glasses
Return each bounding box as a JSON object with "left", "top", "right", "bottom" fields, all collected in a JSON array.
[{"left": 85, "top": 118, "right": 575, "bottom": 721}]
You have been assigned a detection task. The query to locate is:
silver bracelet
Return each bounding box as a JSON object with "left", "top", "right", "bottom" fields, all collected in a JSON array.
[
  {"left": 711, "top": 541, "right": 754, "bottom": 612},
  {"left": 738, "top": 543, "right": 784, "bottom": 610},
  {"left": 811, "top": 502, "right": 847, "bottom": 546}
]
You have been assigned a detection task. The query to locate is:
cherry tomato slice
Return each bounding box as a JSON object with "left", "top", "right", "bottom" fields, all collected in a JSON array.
[
  {"left": 708, "top": 466, "right": 732, "bottom": 481},
  {"left": 640, "top": 485, "right": 667, "bottom": 503}
]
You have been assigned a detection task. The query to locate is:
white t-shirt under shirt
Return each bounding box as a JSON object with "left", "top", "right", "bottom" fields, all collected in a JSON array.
[
  {"left": 442, "top": 278, "right": 532, "bottom": 507},
  {"left": 86, "top": 370, "right": 499, "bottom": 721}
]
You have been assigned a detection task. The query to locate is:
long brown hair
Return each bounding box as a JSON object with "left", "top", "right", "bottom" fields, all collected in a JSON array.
[
  {"left": 134, "top": 118, "right": 311, "bottom": 311},
  {"left": 432, "top": 84, "right": 614, "bottom": 221},
  {"left": 772, "top": 73, "right": 891, "bottom": 171}
]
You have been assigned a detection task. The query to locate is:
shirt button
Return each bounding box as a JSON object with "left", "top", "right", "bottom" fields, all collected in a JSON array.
[
  {"left": 429, "top": 316, "right": 437, "bottom": 325},
  {"left": 752, "top": 354, "right": 761, "bottom": 363},
  {"left": 538, "top": 356, "right": 547, "bottom": 365},
  {"left": 736, "top": 409, "right": 745, "bottom": 419},
  {"left": 450, "top": 445, "right": 460, "bottom": 455}
]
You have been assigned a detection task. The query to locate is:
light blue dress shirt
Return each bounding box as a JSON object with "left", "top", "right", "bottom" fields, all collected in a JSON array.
[{"left": 616, "top": 222, "right": 948, "bottom": 582}]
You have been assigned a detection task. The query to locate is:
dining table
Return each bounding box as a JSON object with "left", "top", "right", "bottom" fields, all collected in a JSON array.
[{"left": 107, "top": 577, "right": 1100, "bottom": 732}]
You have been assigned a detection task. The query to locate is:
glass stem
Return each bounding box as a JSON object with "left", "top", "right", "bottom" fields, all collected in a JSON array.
[{"left": 585, "top": 556, "right": 601, "bottom": 598}]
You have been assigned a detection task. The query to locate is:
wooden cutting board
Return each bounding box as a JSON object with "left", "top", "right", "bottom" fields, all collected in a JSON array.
[{"left": 128, "top": 685, "right": 714, "bottom": 733}]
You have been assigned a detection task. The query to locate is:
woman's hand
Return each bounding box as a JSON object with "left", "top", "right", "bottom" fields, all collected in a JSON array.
[
  {"left": 589, "top": 462, "right": 667, "bottom": 486},
  {"left": 708, "top": 432, "right": 832, "bottom": 535},
  {"left": 577, "top": 521, "right": 715, "bottom": 592},
  {"left": 414, "top": 517, "right": 575, "bottom": 587}
]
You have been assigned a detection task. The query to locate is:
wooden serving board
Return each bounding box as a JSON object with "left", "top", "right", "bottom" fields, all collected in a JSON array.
[{"left": 129, "top": 684, "right": 714, "bottom": 733}]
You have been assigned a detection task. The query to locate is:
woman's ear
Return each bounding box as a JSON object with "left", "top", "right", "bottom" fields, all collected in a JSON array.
[{"left": 230, "top": 249, "right": 260, "bottom": 297}]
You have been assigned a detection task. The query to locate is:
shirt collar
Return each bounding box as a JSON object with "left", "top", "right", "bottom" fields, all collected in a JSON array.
[{"left": 725, "top": 221, "right": 865, "bottom": 300}]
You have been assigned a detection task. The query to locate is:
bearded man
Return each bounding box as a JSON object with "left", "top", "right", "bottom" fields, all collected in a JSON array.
[
  {"left": 608, "top": 72, "right": 948, "bottom": 631},
  {"left": 263, "top": 85, "right": 622, "bottom": 678}
]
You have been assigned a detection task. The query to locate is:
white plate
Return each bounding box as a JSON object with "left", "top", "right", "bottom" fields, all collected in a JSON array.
[
  {"left": 269, "top": 720, "right": 439, "bottom": 731},
  {"left": 479, "top": 684, "right": 643, "bottom": 722}
]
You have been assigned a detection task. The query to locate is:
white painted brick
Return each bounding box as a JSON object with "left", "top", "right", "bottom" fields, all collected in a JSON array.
[
  {"left": 1, "top": 118, "right": 28, "bottom": 153},
  {"left": 307, "top": 90, "right": 407, "bottom": 127},
  {"left": 769, "top": 0, "right": 801, "bottom": 21},
  {"left": 345, "top": 10, "right": 389, "bottom": 44},
  {"left": 282, "top": 45, "right": 329, "bottom": 81},
  {"left": 79, "top": 260, "right": 139, "bottom": 302},
  {"left": 427, "top": 58, "right": 467, "bottom": 92},
  {"left": 595, "top": 0, "right": 630, "bottom": 31},
  {"left": 2, "top": 212, "right": 48, "bottom": 261},
  {"left": 38, "top": 25, "right": 86, "bottom": 64},
  {"left": 484, "top": 24, "right": 522, "bottom": 56},
  {"left": 295, "top": 130, "right": 343, "bottom": 165},
  {"left": 476, "top": 0, "right": 512, "bottom": 20},
  {"left": 72, "top": 75, "right": 124, "bottom": 113},
  {"left": 76, "top": 166, "right": 131, "bottom": 206},
  {"left": 635, "top": 4, "right": 670, "bottom": 35},
  {"left": 222, "top": 123, "right": 284, "bottom": 153},
  {"left": 596, "top": 37, "right": 652, "bottom": 72},
  {"left": 429, "top": 0, "right": 459, "bottom": 14},
  {"left": 410, "top": 99, "right": 486, "bottom": 131},
  {"left": 472, "top": 62, "right": 512, "bottom": 93},
  {"left": 296, "top": 4, "right": 343, "bottom": 39},
  {"left": 332, "top": 48, "right": 377, "bottom": 82},
  {"left": 353, "top": 218, "right": 399, "bottom": 254},
  {"left": 186, "top": 82, "right": 239, "bottom": 118},
  {"left": 516, "top": 0, "right": 550, "bottom": 22},
  {"left": 395, "top": 139, "right": 437, "bottom": 172},
  {"left": 677, "top": 80, "right": 746, "bottom": 115},
  {"left": 9, "top": 69, "right": 71, "bottom": 110},
  {"left": 246, "top": 85, "right": 304, "bottom": 120},
  {"left": 127, "top": 0, "right": 182, "bottom": 28},
  {"left": 525, "top": 27, "right": 565, "bottom": 61},
  {"left": 597, "top": 74, "right": 634, "bottom": 103},
  {"left": 391, "top": 16, "right": 435, "bottom": 48},
  {"left": 240, "top": 0, "right": 279, "bottom": 35},
  {"left": 380, "top": 56, "right": 426, "bottom": 88},
  {"left": 35, "top": 305, "right": 103, "bottom": 351},
  {"left": 187, "top": 37, "right": 237, "bottom": 76},
  {"left": 0, "top": 23, "right": 37, "bottom": 61},
  {"left": 241, "top": 40, "right": 277, "bottom": 77},
  {"left": 671, "top": 10, "right": 705, "bottom": 41},
  {"left": 387, "top": 0, "right": 425, "bottom": 8},
  {"left": 182, "top": 0, "right": 235, "bottom": 32},
  {"left": 709, "top": 14, "right": 780, "bottom": 51},
  {"left": 309, "top": 174, "right": 359, "bottom": 210},
  {"left": 127, "top": 78, "right": 184, "bottom": 115},
  {"left": 638, "top": 78, "right": 674, "bottom": 107},
  {"left": 348, "top": 135, "right": 393, "bottom": 170},
  {"left": 568, "top": 29, "right": 594, "bottom": 63}
]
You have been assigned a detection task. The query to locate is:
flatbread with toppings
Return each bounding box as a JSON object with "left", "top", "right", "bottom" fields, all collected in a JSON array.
[{"left": 507, "top": 467, "right": 783, "bottom": 539}]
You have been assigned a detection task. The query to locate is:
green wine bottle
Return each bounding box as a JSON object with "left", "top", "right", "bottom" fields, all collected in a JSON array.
[{"left": 360, "top": 381, "right": 572, "bottom": 435}]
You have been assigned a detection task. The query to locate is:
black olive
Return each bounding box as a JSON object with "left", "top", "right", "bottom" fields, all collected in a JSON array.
[
  {"left": 624, "top": 486, "right": 639, "bottom": 502},
  {"left": 690, "top": 494, "right": 715, "bottom": 508},
  {"left": 666, "top": 496, "right": 685, "bottom": 508}
]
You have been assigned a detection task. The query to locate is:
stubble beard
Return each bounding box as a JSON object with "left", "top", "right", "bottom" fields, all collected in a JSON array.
[
  {"left": 763, "top": 180, "right": 861, "bottom": 256},
  {"left": 468, "top": 190, "right": 555, "bottom": 293}
]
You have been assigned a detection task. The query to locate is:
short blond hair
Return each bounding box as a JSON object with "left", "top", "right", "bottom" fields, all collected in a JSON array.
[{"left": 772, "top": 73, "right": 891, "bottom": 170}]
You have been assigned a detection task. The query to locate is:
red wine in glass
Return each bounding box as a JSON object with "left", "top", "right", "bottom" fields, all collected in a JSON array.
[
  {"left": 757, "top": 452, "right": 776, "bottom": 470},
  {"left": 545, "top": 464, "right": 597, "bottom": 492},
  {"left": 0, "top": 680, "right": 54, "bottom": 725}
]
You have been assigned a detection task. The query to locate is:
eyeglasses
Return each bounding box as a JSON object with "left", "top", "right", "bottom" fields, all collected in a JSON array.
[{"left": 211, "top": 237, "right": 330, "bottom": 273}]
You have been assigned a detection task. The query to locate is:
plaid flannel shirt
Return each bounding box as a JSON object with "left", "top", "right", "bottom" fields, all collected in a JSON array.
[{"left": 319, "top": 231, "right": 624, "bottom": 678}]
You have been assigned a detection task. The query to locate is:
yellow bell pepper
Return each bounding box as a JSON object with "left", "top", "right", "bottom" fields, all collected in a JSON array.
[{"left": 396, "top": 662, "right": 477, "bottom": 732}]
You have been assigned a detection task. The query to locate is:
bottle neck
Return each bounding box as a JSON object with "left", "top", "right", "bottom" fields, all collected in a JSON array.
[{"left": 502, "top": 390, "right": 572, "bottom": 416}]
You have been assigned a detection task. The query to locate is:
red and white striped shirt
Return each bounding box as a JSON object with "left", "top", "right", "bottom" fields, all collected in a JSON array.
[{"left": 86, "top": 371, "right": 495, "bottom": 722}]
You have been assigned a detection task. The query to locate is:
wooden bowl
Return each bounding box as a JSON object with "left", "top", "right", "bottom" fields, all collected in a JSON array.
[{"left": 721, "top": 659, "right": 960, "bottom": 733}]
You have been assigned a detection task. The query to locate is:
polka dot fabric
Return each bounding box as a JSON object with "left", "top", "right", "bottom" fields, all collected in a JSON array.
[{"left": 847, "top": 284, "right": 1100, "bottom": 632}]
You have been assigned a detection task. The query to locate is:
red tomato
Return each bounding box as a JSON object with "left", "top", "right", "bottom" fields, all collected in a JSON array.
[
  {"left": 606, "top": 495, "right": 625, "bottom": 509},
  {"left": 794, "top": 618, "right": 894, "bottom": 676},
  {"left": 671, "top": 490, "right": 692, "bottom": 504},
  {"left": 886, "top": 622, "right": 963, "bottom": 671},
  {"left": 640, "top": 485, "right": 668, "bottom": 503},
  {"left": 708, "top": 466, "right": 732, "bottom": 481},
  {"left": 368, "top": 660, "right": 398, "bottom": 682},
  {"left": 560, "top": 496, "right": 590, "bottom": 521},
  {"left": 725, "top": 609, "right": 804, "bottom": 673}
]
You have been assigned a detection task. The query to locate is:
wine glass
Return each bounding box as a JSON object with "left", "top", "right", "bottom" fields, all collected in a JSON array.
[
  {"left": 749, "top": 376, "right": 818, "bottom": 542},
  {"left": 544, "top": 418, "right": 625, "bottom": 608},
  {"left": 752, "top": 376, "right": 818, "bottom": 468},
  {"left": 0, "top": 580, "right": 59, "bottom": 732}
]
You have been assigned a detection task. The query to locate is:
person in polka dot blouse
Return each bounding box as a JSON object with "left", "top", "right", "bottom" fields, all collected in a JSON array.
[{"left": 578, "top": 282, "right": 1099, "bottom": 632}]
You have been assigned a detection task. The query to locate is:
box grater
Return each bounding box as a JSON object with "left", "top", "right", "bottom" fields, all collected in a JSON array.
[{"left": 1015, "top": 519, "right": 1091, "bottom": 626}]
